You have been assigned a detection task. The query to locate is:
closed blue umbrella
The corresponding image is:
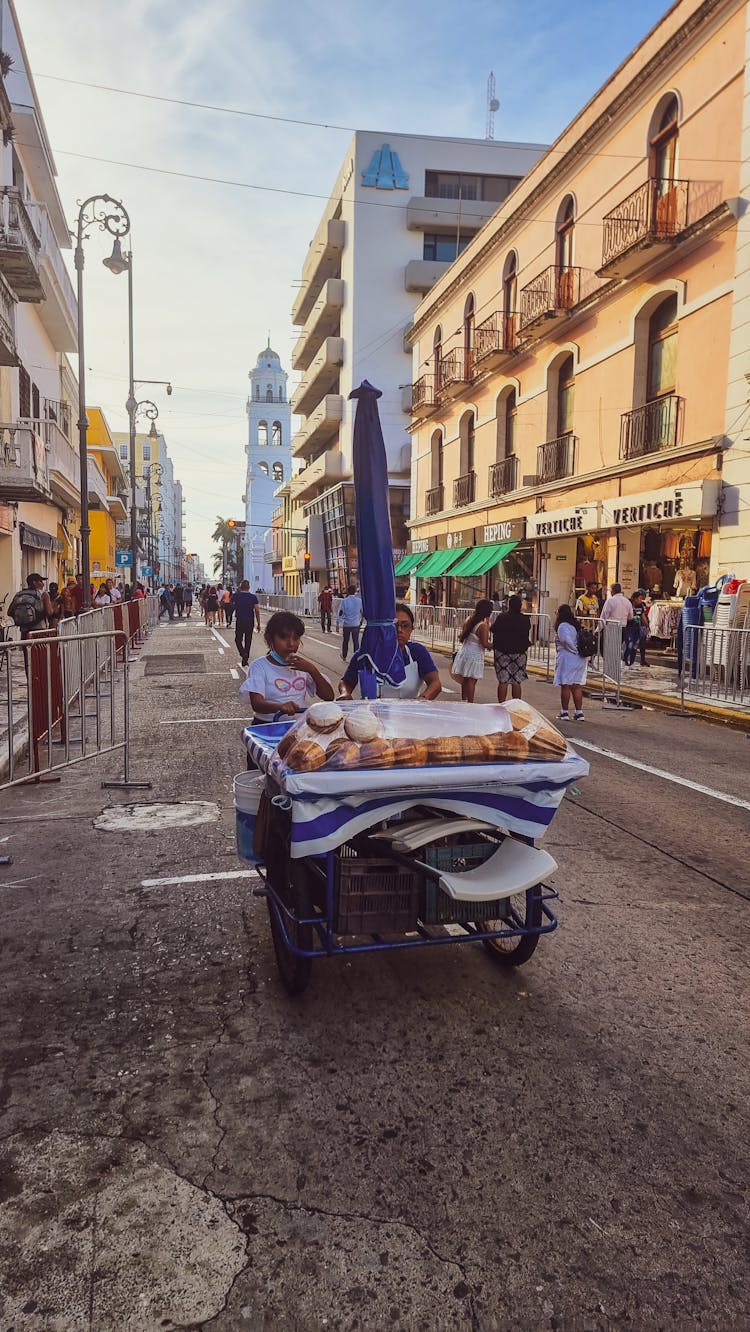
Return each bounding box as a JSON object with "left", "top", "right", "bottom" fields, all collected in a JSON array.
[{"left": 350, "top": 380, "right": 405, "bottom": 698}]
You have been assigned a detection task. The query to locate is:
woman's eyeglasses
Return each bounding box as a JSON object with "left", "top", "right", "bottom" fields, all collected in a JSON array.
[{"left": 394, "top": 620, "right": 412, "bottom": 629}]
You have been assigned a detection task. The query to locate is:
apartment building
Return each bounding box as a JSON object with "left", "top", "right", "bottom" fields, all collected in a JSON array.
[
  {"left": 0, "top": 0, "right": 80, "bottom": 596},
  {"left": 405, "top": 0, "right": 748, "bottom": 622},
  {"left": 287, "top": 129, "right": 546, "bottom": 594},
  {"left": 113, "top": 428, "right": 184, "bottom": 584},
  {"left": 85, "top": 407, "right": 128, "bottom": 584}
]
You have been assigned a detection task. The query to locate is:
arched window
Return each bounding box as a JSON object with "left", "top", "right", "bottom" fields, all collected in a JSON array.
[
  {"left": 496, "top": 387, "right": 517, "bottom": 460},
  {"left": 272, "top": 461, "right": 284, "bottom": 482},
  {"left": 502, "top": 252, "right": 517, "bottom": 349},
  {"left": 429, "top": 428, "right": 443, "bottom": 504},
  {"left": 463, "top": 294, "right": 475, "bottom": 377},
  {"left": 266, "top": 385, "right": 274, "bottom": 402},
  {"left": 258, "top": 420, "right": 268, "bottom": 447},
  {"left": 650, "top": 95, "right": 680, "bottom": 234},
  {"left": 258, "top": 461, "right": 269, "bottom": 476},
  {"left": 278, "top": 386, "right": 284, "bottom": 402},
  {"left": 433, "top": 325, "right": 442, "bottom": 394},
  {"left": 271, "top": 421, "right": 282, "bottom": 447},
  {"left": 459, "top": 410, "right": 475, "bottom": 475},
  {"left": 255, "top": 384, "right": 260, "bottom": 401},
  {"left": 556, "top": 354, "right": 575, "bottom": 438},
  {"left": 556, "top": 197, "right": 575, "bottom": 307},
  {"left": 647, "top": 295, "right": 678, "bottom": 402}
]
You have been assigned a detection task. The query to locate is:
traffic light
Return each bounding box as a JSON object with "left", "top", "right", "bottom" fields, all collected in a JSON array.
[{"left": 227, "top": 520, "right": 236, "bottom": 528}]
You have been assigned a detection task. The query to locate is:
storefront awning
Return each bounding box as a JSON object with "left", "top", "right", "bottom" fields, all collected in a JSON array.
[
  {"left": 449, "top": 541, "right": 519, "bottom": 577},
  {"left": 19, "top": 522, "right": 64, "bottom": 554},
  {"left": 394, "top": 552, "right": 428, "bottom": 575},
  {"left": 413, "top": 547, "right": 467, "bottom": 578}
]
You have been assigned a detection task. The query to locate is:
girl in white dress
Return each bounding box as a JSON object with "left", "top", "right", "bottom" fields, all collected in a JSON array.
[
  {"left": 553, "top": 604, "right": 588, "bottom": 721},
  {"left": 451, "top": 599, "right": 493, "bottom": 702}
]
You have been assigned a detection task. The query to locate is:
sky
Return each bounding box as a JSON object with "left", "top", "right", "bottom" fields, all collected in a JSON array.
[{"left": 12, "top": 0, "right": 670, "bottom": 568}]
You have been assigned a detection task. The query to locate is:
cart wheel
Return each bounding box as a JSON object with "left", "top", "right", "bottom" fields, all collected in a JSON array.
[
  {"left": 478, "top": 884, "right": 543, "bottom": 967},
  {"left": 267, "top": 861, "right": 314, "bottom": 995}
]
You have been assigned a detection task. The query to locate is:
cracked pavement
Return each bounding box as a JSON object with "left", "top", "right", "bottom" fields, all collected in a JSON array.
[{"left": 0, "top": 616, "right": 749, "bottom": 1330}]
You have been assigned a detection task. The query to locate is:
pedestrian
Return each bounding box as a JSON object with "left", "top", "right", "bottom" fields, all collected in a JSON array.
[
  {"left": 554, "top": 604, "right": 588, "bottom": 722},
  {"left": 624, "top": 588, "right": 650, "bottom": 668},
  {"left": 158, "top": 585, "right": 174, "bottom": 621},
  {"left": 59, "top": 577, "right": 78, "bottom": 620},
  {"left": 600, "top": 582, "right": 634, "bottom": 627},
  {"left": 318, "top": 584, "right": 333, "bottom": 634},
  {"left": 451, "top": 598, "right": 492, "bottom": 703},
  {"left": 183, "top": 583, "right": 193, "bottom": 618},
  {"left": 575, "top": 580, "right": 600, "bottom": 620},
  {"left": 9, "top": 572, "right": 53, "bottom": 636},
  {"left": 234, "top": 579, "right": 261, "bottom": 667},
  {"left": 336, "top": 584, "right": 363, "bottom": 661},
  {"left": 224, "top": 585, "right": 235, "bottom": 627},
  {"left": 240, "top": 610, "right": 334, "bottom": 724},
  {"left": 94, "top": 582, "right": 111, "bottom": 606},
  {"left": 418, "top": 589, "right": 427, "bottom": 606},
  {"left": 204, "top": 585, "right": 219, "bottom": 627},
  {"left": 173, "top": 583, "right": 184, "bottom": 618},
  {"left": 491, "top": 588, "right": 503, "bottom": 614},
  {"left": 491, "top": 593, "right": 530, "bottom": 703},
  {"left": 108, "top": 579, "right": 122, "bottom": 603},
  {"left": 133, "top": 582, "right": 146, "bottom": 601},
  {"left": 216, "top": 584, "right": 225, "bottom": 626},
  {"left": 427, "top": 586, "right": 436, "bottom": 607}
]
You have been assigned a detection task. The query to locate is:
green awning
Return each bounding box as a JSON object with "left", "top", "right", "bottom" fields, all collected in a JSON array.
[
  {"left": 414, "top": 547, "right": 467, "bottom": 578},
  {"left": 449, "top": 540, "right": 519, "bottom": 577},
  {"left": 394, "top": 552, "right": 428, "bottom": 575}
]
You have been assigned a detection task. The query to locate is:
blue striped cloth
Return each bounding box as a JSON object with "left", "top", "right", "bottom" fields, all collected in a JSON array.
[{"left": 243, "top": 724, "right": 588, "bottom": 860}]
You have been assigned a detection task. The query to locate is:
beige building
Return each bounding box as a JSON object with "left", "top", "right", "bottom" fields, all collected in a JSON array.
[{"left": 405, "top": 0, "right": 748, "bottom": 621}]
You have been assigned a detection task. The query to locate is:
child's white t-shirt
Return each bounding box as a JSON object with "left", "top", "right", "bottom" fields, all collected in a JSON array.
[{"left": 240, "top": 655, "right": 319, "bottom": 709}]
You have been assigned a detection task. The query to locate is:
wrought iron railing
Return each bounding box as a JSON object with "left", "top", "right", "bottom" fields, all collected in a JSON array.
[
  {"left": 489, "top": 454, "right": 518, "bottom": 498},
  {"left": 474, "top": 311, "right": 517, "bottom": 362},
  {"left": 439, "top": 349, "right": 472, "bottom": 392},
  {"left": 411, "top": 375, "right": 433, "bottom": 413},
  {"left": 425, "top": 484, "right": 444, "bottom": 515},
  {"left": 453, "top": 471, "right": 476, "bottom": 507},
  {"left": 0, "top": 187, "right": 41, "bottom": 262},
  {"left": 519, "top": 266, "right": 581, "bottom": 330},
  {"left": 620, "top": 394, "right": 683, "bottom": 460},
  {"left": 536, "top": 435, "right": 577, "bottom": 484},
  {"left": 601, "top": 178, "right": 722, "bottom": 269}
]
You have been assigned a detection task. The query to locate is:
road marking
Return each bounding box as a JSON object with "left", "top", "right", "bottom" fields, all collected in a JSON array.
[
  {"left": 217, "top": 647, "right": 225, "bottom": 655},
  {"left": 307, "top": 636, "right": 344, "bottom": 653},
  {"left": 159, "top": 717, "right": 247, "bottom": 725},
  {"left": 572, "top": 738, "right": 750, "bottom": 812},
  {"left": 210, "top": 627, "right": 230, "bottom": 648},
  {"left": 230, "top": 667, "right": 239, "bottom": 679},
  {"left": 142, "top": 869, "right": 259, "bottom": 888}
]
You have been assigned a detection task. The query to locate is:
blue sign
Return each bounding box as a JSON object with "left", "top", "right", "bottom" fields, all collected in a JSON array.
[
  {"left": 115, "top": 550, "right": 133, "bottom": 567},
  {"left": 141, "top": 566, "right": 153, "bottom": 577}
]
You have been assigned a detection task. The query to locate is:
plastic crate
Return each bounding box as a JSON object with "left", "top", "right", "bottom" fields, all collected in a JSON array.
[
  {"left": 334, "top": 857, "right": 421, "bottom": 934},
  {"left": 420, "top": 839, "right": 510, "bottom": 925}
]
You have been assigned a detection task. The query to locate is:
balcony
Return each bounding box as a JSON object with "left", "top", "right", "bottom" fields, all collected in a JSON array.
[
  {"left": 0, "top": 188, "right": 44, "bottom": 301},
  {"left": 291, "top": 393, "right": 343, "bottom": 461},
  {"left": 0, "top": 271, "right": 17, "bottom": 366},
  {"left": 536, "top": 435, "right": 577, "bottom": 485},
  {"left": 519, "top": 266, "right": 603, "bottom": 337},
  {"left": 489, "top": 454, "right": 518, "bottom": 498},
  {"left": 438, "top": 349, "right": 473, "bottom": 398},
  {"left": 87, "top": 457, "right": 110, "bottom": 509},
  {"left": 599, "top": 178, "right": 723, "bottom": 279},
  {"left": 453, "top": 471, "right": 476, "bottom": 507},
  {"left": 107, "top": 492, "right": 129, "bottom": 521},
  {"left": 44, "top": 417, "right": 80, "bottom": 506},
  {"left": 291, "top": 336, "right": 344, "bottom": 416},
  {"left": 28, "top": 201, "right": 78, "bottom": 351},
  {"left": 620, "top": 394, "right": 684, "bottom": 461},
  {"left": 0, "top": 422, "right": 50, "bottom": 500},
  {"left": 404, "top": 259, "right": 451, "bottom": 294},
  {"left": 292, "top": 219, "right": 346, "bottom": 325},
  {"left": 425, "top": 484, "right": 444, "bottom": 515},
  {"left": 406, "top": 195, "right": 497, "bottom": 233},
  {"left": 474, "top": 311, "right": 518, "bottom": 369},
  {"left": 288, "top": 450, "right": 346, "bottom": 503},
  {"left": 410, "top": 375, "right": 434, "bottom": 418},
  {"left": 292, "top": 278, "right": 344, "bottom": 371}
]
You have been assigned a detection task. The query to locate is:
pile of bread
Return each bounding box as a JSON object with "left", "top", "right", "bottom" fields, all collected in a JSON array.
[{"left": 274, "top": 700, "right": 567, "bottom": 773}]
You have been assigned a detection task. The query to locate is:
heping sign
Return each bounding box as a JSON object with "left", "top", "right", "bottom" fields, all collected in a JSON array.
[{"left": 482, "top": 519, "right": 525, "bottom": 543}]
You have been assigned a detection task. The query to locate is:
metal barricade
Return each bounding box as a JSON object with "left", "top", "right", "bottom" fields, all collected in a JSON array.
[
  {"left": 682, "top": 624, "right": 750, "bottom": 708},
  {"left": 599, "top": 619, "right": 627, "bottom": 707}
]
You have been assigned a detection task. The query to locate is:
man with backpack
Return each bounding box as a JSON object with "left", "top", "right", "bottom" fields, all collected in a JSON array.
[{"left": 8, "top": 573, "right": 54, "bottom": 639}]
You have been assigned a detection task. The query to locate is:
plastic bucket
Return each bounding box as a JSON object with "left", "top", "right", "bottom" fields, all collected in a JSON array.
[{"left": 234, "top": 772, "right": 265, "bottom": 864}]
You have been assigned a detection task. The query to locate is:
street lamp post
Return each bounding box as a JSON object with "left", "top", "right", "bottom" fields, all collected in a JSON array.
[{"left": 75, "top": 194, "right": 131, "bottom": 610}]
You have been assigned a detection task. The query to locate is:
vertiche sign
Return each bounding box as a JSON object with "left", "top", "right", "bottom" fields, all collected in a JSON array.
[
  {"left": 525, "top": 505, "right": 599, "bottom": 539},
  {"left": 600, "top": 482, "right": 719, "bottom": 529}
]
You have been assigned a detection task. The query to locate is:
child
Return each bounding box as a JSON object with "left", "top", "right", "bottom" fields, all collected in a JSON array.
[
  {"left": 240, "top": 610, "right": 334, "bottom": 722},
  {"left": 451, "top": 599, "right": 493, "bottom": 702}
]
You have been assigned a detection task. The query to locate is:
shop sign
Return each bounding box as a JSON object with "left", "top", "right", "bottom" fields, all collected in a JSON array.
[
  {"left": 482, "top": 518, "right": 526, "bottom": 544},
  {"left": 282, "top": 556, "right": 297, "bottom": 572},
  {"left": 444, "top": 528, "right": 475, "bottom": 550},
  {"left": 526, "top": 504, "right": 599, "bottom": 539},
  {"left": 408, "top": 536, "right": 433, "bottom": 554},
  {"left": 600, "top": 482, "right": 720, "bottom": 529}
]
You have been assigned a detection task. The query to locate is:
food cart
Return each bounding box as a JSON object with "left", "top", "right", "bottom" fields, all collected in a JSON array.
[{"left": 238, "top": 699, "right": 588, "bottom": 994}]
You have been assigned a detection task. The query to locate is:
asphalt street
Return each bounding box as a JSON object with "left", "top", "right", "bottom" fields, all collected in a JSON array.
[{"left": 0, "top": 612, "right": 748, "bottom": 1331}]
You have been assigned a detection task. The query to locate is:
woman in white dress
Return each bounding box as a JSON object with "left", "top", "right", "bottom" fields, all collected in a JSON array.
[
  {"left": 451, "top": 598, "right": 493, "bottom": 703},
  {"left": 554, "top": 604, "right": 587, "bottom": 721}
]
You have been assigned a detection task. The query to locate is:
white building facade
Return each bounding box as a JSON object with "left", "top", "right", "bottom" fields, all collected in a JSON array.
[
  {"left": 244, "top": 343, "right": 291, "bottom": 590},
  {"left": 287, "top": 130, "right": 546, "bottom": 593}
]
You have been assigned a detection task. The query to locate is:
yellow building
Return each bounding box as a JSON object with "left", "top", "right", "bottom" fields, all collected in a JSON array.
[{"left": 85, "top": 408, "right": 128, "bottom": 584}]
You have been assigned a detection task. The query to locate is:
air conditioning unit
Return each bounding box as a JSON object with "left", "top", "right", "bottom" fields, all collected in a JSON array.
[{"left": 522, "top": 474, "right": 536, "bottom": 488}]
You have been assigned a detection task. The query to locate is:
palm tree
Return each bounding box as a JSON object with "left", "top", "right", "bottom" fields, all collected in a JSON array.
[{"left": 211, "top": 516, "right": 239, "bottom": 581}]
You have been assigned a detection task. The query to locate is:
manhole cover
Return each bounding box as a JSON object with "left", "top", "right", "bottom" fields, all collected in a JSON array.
[
  {"left": 144, "top": 654, "right": 206, "bottom": 676},
  {"left": 94, "top": 801, "right": 219, "bottom": 832}
]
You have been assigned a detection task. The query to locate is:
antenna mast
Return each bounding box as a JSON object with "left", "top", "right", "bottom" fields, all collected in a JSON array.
[{"left": 486, "top": 71, "right": 499, "bottom": 140}]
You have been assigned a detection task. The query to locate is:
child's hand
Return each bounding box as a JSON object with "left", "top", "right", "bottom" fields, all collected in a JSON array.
[
  {"left": 287, "top": 653, "right": 312, "bottom": 672},
  {"left": 277, "top": 701, "right": 302, "bottom": 715}
]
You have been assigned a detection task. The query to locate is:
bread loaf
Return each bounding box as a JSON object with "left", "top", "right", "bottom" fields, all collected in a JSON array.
[
  {"left": 285, "top": 738, "right": 327, "bottom": 772},
  {"left": 359, "top": 738, "right": 396, "bottom": 768},
  {"left": 325, "top": 739, "right": 361, "bottom": 769},
  {"left": 425, "top": 736, "right": 463, "bottom": 766}
]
